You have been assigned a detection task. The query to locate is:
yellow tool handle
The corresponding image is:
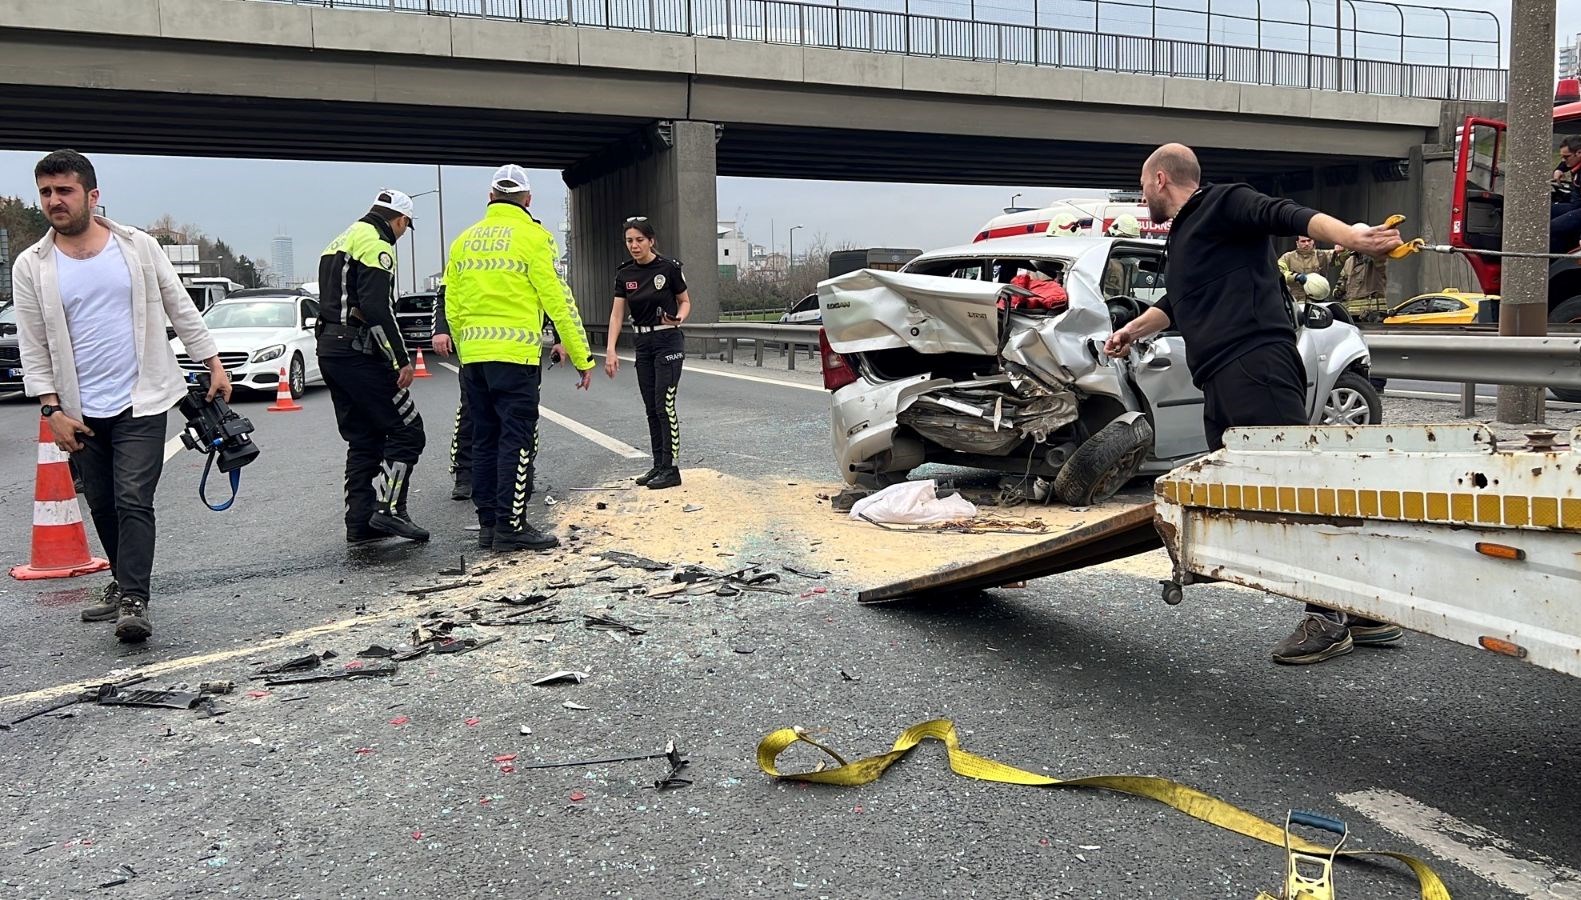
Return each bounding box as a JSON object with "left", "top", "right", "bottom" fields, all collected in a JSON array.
[{"left": 758, "top": 719, "right": 1452, "bottom": 900}]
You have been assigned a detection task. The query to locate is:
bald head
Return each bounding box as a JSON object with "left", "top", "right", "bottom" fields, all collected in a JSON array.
[
  {"left": 1140, "top": 143, "right": 1202, "bottom": 224},
  {"left": 1144, "top": 143, "right": 1201, "bottom": 188}
]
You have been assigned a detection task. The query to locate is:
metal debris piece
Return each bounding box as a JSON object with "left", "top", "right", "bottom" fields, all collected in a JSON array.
[
  {"left": 601, "top": 551, "right": 670, "bottom": 571},
  {"left": 263, "top": 661, "right": 398, "bottom": 686},
  {"left": 98, "top": 688, "right": 204, "bottom": 710},
  {"left": 404, "top": 579, "right": 483, "bottom": 597},
  {"left": 840, "top": 670, "right": 861, "bottom": 682},
  {"left": 782, "top": 565, "right": 831, "bottom": 579},
  {"left": 198, "top": 681, "right": 235, "bottom": 695},
  {"left": 532, "top": 670, "right": 590, "bottom": 686},
  {"left": 584, "top": 614, "right": 647, "bottom": 636},
  {"left": 357, "top": 645, "right": 399, "bottom": 659},
  {"left": 562, "top": 701, "right": 591, "bottom": 710},
  {"left": 433, "top": 636, "right": 501, "bottom": 656},
  {"left": 831, "top": 488, "right": 874, "bottom": 512},
  {"left": 3, "top": 675, "right": 151, "bottom": 729}
]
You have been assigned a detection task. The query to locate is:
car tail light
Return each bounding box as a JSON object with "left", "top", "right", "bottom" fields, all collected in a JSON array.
[{"left": 819, "top": 328, "right": 858, "bottom": 392}]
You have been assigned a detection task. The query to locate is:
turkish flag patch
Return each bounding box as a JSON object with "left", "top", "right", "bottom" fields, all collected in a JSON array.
[{"left": 626, "top": 281, "right": 639, "bottom": 291}]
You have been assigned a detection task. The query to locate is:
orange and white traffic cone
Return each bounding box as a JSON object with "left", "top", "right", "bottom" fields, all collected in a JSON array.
[
  {"left": 267, "top": 367, "right": 302, "bottom": 412},
  {"left": 10, "top": 419, "right": 110, "bottom": 580},
  {"left": 412, "top": 348, "right": 432, "bottom": 378}
]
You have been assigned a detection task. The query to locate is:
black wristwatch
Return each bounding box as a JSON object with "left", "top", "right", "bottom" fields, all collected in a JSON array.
[{"left": 40, "top": 404, "right": 63, "bottom": 419}]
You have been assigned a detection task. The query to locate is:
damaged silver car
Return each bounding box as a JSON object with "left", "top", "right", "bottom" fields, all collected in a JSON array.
[{"left": 816, "top": 235, "right": 1381, "bottom": 504}]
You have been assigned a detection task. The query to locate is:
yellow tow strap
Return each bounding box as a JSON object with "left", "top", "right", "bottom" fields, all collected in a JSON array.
[{"left": 757, "top": 719, "right": 1451, "bottom": 900}]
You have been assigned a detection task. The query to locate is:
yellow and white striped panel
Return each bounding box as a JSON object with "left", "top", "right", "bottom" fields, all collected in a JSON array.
[{"left": 1155, "top": 479, "right": 1581, "bottom": 532}]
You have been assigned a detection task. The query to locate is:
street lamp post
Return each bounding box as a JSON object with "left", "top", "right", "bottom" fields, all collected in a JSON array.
[
  {"left": 406, "top": 188, "right": 440, "bottom": 293},
  {"left": 788, "top": 224, "right": 804, "bottom": 279},
  {"left": 1010, "top": 192, "right": 1022, "bottom": 210}
]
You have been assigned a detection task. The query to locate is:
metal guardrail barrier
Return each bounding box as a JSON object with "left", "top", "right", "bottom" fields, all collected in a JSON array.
[
  {"left": 686, "top": 322, "right": 822, "bottom": 370},
  {"left": 248, "top": 0, "right": 1507, "bottom": 102},
  {"left": 1364, "top": 334, "right": 1581, "bottom": 415}
]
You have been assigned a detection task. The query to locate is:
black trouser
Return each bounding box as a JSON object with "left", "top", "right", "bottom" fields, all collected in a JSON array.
[
  {"left": 1202, "top": 342, "right": 1358, "bottom": 623},
  {"left": 321, "top": 353, "right": 427, "bottom": 528},
  {"left": 450, "top": 376, "right": 473, "bottom": 486},
  {"left": 1552, "top": 206, "right": 1581, "bottom": 254},
  {"left": 634, "top": 328, "right": 685, "bottom": 469},
  {"left": 73, "top": 409, "right": 167, "bottom": 601},
  {"left": 1201, "top": 342, "right": 1308, "bottom": 452},
  {"left": 464, "top": 361, "right": 542, "bottom": 531}
]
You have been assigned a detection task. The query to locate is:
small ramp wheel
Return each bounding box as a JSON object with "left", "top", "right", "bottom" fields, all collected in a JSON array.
[{"left": 1161, "top": 581, "right": 1184, "bottom": 606}]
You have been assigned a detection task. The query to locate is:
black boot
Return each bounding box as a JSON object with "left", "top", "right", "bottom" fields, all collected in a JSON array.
[
  {"left": 645, "top": 467, "right": 682, "bottom": 490},
  {"left": 494, "top": 523, "right": 559, "bottom": 552},
  {"left": 115, "top": 596, "right": 153, "bottom": 643},
  {"left": 451, "top": 469, "right": 472, "bottom": 501},
  {"left": 634, "top": 466, "right": 663, "bottom": 486},
  {"left": 82, "top": 581, "right": 122, "bottom": 622},
  {"left": 368, "top": 461, "right": 430, "bottom": 542},
  {"left": 478, "top": 524, "right": 494, "bottom": 549}
]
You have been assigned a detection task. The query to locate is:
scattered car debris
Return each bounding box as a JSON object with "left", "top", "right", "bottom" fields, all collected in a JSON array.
[
  {"left": 3, "top": 675, "right": 151, "bottom": 729},
  {"left": 531, "top": 670, "right": 590, "bottom": 687},
  {"left": 98, "top": 688, "right": 205, "bottom": 710},
  {"left": 252, "top": 651, "right": 337, "bottom": 679},
  {"left": 517, "top": 739, "right": 690, "bottom": 791},
  {"left": 682, "top": 504, "right": 703, "bottom": 513},
  {"left": 263, "top": 661, "right": 397, "bottom": 686},
  {"left": 583, "top": 613, "right": 647, "bottom": 636},
  {"left": 830, "top": 488, "right": 873, "bottom": 512},
  {"left": 601, "top": 551, "right": 669, "bottom": 571},
  {"left": 562, "top": 701, "right": 591, "bottom": 710},
  {"left": 197, "top": 681, "right": 235, "bottom": 696},
  {"left": 782, "top": 565, "right": 831, "bottom": 579},
  {"left": 519, "top": 725, "right": 533, "bottom": 735},
  {"left": 433, "top": 636, "right": 500, "bottom": 656},
  {"left": 404, "top": 579, "right": 483, "bottom": 597},
  {"left": 544, "top": 495, "right": 560, "bottom": 507},
  {"left": 840, "top": 670, "right": 861, "bottom": 682},
  {"left": 357, "top": 645, "right": 399, "bottom": 659}
]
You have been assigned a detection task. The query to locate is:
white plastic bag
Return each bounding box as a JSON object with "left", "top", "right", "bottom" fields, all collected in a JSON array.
[{"left": 849, "top": 480, "right": 978, "bottom": 526}]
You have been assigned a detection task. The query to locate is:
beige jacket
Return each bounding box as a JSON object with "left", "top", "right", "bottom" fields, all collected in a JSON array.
[
  {"left": 1277, "top": 249, "right": 1332, "bottom": 303},
  {"left": 13, "top": 217, "right": 218, "bottom": 420}
]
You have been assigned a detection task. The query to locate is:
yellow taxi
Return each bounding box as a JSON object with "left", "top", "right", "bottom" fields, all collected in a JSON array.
[{"left": 1382, "top": 290, "right": 1494, "bottom": 325}]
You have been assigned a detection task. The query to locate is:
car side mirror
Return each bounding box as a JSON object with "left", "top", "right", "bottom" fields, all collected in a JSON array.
[
  {"left": 303, "top": 317, "right": 317, "bottom": 330},
  {"left": 0, "top": 323, "right": 16, "bottom": 336},
  {"left": 1301, "top": 303, "right": 1334, "bottom": 329}
]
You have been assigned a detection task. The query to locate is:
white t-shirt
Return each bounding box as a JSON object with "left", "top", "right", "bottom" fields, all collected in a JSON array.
[{"left": 55, "top": 239, "right": 138, "bottom": 418}]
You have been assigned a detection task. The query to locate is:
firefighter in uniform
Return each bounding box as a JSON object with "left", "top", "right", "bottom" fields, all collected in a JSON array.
[
  {"left": 1277, "top": 235, "right": 1333, "bottom": 304},
  {"left": 602, "top": 217, "right": 692, "bottom": 490},
  {"left": 445, "top": 165, "right": 594, "bottom": 552},
  {"left": 317, "top": 189, "right": 428, "bottom": 543}
]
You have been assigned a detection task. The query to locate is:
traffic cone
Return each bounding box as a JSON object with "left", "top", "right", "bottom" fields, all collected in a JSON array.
[
  {"left": 267, "top": 367, "right": 302, "bottom": 412},
  {"left": 413, "top": 348, "right": 432, "bottom": 378},
  {"left": 10, "top": 419, "right": 110, "bottom": 580}
]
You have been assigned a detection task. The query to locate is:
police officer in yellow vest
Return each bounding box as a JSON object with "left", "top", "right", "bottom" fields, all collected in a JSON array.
[
  {"left": 317, "top": 189, "right": 428, "bottom": 544},
  {"left": 445, "top": 165, "right": 595, "bottom": 552}
]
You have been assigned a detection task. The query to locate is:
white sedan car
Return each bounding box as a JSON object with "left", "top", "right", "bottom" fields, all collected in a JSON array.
[{"left": 172, "top": 290, "right": 322, "bottom": 398}]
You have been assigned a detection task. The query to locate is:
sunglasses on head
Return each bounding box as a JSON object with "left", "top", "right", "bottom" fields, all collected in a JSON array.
[{"left": 625, "top": 216, "right": 649, "bottom": 225}]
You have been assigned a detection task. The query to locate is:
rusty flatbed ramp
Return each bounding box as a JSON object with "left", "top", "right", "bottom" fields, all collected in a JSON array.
[{"left": 857, "top": 503, "right": 1160, "bottom": 604}]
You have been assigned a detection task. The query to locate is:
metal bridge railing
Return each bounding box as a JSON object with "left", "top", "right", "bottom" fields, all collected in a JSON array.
[{"left": 246, "top": 0, "right": 1508, "bottom": 102}]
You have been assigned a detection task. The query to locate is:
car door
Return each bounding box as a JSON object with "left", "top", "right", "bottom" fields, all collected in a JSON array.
[
  {"left": 1109, "top": 246, "right": 1207, "bottom": 459},
  {"left": 299, "top": 297, "right": 322, "bottom": 382}
]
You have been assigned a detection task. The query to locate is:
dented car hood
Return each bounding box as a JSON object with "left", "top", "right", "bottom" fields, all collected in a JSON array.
[{"left": 819, "top": 270, "right": 1001, "bottom": 355}]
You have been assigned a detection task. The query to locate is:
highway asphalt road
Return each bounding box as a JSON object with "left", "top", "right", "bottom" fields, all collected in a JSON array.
[{"left": 0, "top": 358, "right": 1576, "bottom": 899}]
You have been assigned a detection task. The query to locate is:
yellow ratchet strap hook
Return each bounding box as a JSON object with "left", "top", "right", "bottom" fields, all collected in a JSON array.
[{"left": 1379, "top": 214, "right": 1427, "bottom": 259}]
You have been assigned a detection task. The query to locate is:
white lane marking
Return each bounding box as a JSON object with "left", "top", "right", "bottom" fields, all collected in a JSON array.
[
  {"left": 1336, "top": 790, "right": 1581, "bottom": 898},
  {"left": 437, "top": 361, "right": 648, "bottom": 460},
  {"left": 614, "top": 354, "right": 824, "bottom": 393},
  {"left": 164, "top": 434, "right": 185, "bottom": 463}
]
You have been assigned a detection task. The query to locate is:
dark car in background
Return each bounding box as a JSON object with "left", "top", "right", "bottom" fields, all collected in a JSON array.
[
  {"left": 1, "top": 303, "right": 23, "bottom": 395},
  {"left": 396, "top": 292, "right": 437, "bottom": 349}
]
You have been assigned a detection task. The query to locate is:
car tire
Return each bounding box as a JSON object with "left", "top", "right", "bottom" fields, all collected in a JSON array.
[
  {"left": 1551, "top": 297, "right": 1581, "bottom": 402},
  {"left": 1323, "top": 371, "right": 1383, "bottom": 426},
  {"left": 1052, "top": 415, "right": 1154, "bottom": 506},
  {"left": 855, "top": 471, "right": 909, "bottom": 490},
  {"left": 288, "top": 353, "right": 306, "bottom": 399}
]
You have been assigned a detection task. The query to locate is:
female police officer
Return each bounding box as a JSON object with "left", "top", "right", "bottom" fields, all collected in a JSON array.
[{"left": 603, "top": 218, "right": 690, "bottom": 490}]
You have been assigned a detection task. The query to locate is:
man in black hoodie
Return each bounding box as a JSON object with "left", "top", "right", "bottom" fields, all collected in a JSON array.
[{"left": 1105, "top": 143, "right": 1403, "bottom": 665}]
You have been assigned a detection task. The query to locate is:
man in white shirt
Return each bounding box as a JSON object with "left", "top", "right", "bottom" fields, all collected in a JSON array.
[{"left": 13, "top": 149, "right": 231, "bottom": 643}]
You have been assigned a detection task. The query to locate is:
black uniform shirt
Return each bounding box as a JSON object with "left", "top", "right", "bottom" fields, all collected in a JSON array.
[{"left": 615, "top": 256, "right": 688, "bottom": 326}]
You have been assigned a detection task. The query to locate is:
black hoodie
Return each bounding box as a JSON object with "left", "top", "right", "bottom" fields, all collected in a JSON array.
[{"left": 1155, "top": 183, "right": 1319, "bottom": 386}]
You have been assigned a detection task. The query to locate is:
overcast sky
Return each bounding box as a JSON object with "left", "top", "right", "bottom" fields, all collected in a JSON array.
[{"left": 1, "top": 0, "right": 1571, "bottom": 288}]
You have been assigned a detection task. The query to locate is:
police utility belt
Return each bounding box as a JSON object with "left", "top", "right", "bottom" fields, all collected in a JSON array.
[
  {"left": 631, "top": 323, "right": 679, "bottom": 334},
  {"left": 317, "top": 321, "right": 383, "bottom": 356}
]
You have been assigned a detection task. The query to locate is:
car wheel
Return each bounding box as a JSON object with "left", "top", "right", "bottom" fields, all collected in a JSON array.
[
  {"left": 288, "top": 353, "right": 306, "bottom": 399},
  {"left": 1052, "top": 415, "right": 1154, "bottom": 506},
  {"left": 855, "top": 471, "right": 909, "bottom": 490},
  {"left": 1323, "top": 371, "right": 1383, "bottom": 426},
  {"left": 1551, "top": 297, "right": 1581, "bottom": 402}
]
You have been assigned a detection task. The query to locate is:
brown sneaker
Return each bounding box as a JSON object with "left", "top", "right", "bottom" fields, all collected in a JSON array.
[
  {"left": 1271, "top": 614, "right": 1353, "bottom": 665},
  {"left": 82, "top": 581, "right": 122, "bottom": 622},
  {"left": 1348, "top": 619, "right": 1405, "bottom": 646}
]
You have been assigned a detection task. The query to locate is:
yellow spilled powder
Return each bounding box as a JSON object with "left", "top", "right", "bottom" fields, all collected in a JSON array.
[{"left": 547, "top": 468, "right": 1172, "bottom": 588}]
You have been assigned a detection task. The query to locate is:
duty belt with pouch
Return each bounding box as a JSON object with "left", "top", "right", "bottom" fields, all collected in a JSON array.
[{"left": 319, "top": 316, "right": 397, "bottom": 363}]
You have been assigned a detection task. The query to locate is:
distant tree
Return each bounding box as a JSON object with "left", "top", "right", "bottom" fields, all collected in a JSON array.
[{"left": 0, "top": 196, "right": 49, "bottom": 256}]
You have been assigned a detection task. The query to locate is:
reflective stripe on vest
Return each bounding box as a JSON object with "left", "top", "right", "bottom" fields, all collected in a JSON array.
[{"left": 457, "top": 326, "right": 541, "bottom": 346}]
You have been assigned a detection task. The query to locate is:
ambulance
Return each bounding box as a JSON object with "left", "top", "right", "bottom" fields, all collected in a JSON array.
[{"left": 971, "top": 192, "right": 1167, "bottom": 242}]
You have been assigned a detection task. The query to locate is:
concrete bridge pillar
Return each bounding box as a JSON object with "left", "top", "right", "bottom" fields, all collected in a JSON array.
[{"left": 565, "top": 120, "right": 720, "bottom": 328}]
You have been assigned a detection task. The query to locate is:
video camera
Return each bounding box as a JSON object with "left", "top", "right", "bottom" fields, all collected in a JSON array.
[{"left": 178, "top": 373, "right": 259, "bottom": 473}]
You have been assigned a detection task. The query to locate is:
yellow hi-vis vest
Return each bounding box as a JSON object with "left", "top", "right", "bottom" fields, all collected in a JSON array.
[{"left": 445, "top": 202, "right": 593, "bottom": 369}]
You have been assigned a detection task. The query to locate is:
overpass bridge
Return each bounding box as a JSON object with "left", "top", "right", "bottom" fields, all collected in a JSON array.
[{"left": 0, "top": 0, "right": 1506, "bottom": 318}]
